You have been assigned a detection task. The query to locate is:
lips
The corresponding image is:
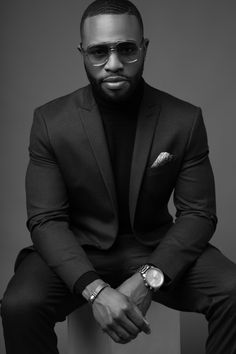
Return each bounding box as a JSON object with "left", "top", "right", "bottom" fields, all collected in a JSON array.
[
  {"left": 102, "top": 76, "right": 129, "bottom": 91},
  {"left": 103, "top": 76, "right": 128, "bottom": 83}
]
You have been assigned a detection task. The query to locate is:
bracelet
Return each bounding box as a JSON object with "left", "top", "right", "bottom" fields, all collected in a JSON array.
[{"left": 89, "top": 283, "right": 110, "bottom": 304}]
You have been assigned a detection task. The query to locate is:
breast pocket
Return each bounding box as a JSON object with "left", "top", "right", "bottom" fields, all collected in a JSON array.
[{"left": 146, "top": 162, "right": 174, "bottom": 177}]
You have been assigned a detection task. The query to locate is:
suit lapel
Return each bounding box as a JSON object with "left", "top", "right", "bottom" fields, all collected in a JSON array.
[
  {"left": 129, "top": 83, "right": 161, "bottom": 228},
  {"left": 78, "top": 85, "right": 118, "bottom": 219},
  {"left": 77, "top": 83, "right": 161, "bottom": 230}
]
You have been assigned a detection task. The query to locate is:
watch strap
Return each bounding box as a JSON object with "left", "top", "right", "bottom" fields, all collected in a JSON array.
[{"left": 138, "top": 264, "right": 151, "bottom": 274}]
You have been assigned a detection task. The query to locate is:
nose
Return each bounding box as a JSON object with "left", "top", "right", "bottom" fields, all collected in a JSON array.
[{"left": 104, "top": 51, "right": 124, "bottom": 72}]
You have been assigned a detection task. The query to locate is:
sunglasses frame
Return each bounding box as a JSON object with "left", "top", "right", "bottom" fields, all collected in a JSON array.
[{"left": 78, "top": 38, "right": 144, "bottom": 67}]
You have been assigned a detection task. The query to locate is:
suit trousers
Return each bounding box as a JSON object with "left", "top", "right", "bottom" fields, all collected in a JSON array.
[{"left": 1, "top": 234, "right": 236, "bottom": 354}]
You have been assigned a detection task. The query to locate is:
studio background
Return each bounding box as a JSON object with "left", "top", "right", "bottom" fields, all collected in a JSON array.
[{"left": 1, "top": 1, "right": 235, "bottom": 353}]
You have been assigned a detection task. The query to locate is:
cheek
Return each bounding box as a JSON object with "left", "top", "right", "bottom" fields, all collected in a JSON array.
[
  {"left": 84, "top": 63, "right": 102, "bottom": 81},
  {"left": 127, "top": 60, "right": 145, "bottom": 78}
]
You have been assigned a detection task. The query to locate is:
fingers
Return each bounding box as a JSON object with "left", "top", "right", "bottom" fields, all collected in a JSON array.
[
  {"left": 103, "top": 305, "right": 150, "bottom": 344},
  {"left": 117, "top": 315, "right": 140, "bottom": 337},
  {"left": 104, "top": 325, "right": 135, "bottom": 344},
  {"left": 102, "top": 309, "right": 141, "bottom": 344},
  {"left": 92, "top": 287, "right": 150, "bottom": 344},
  {"left": 126, "top": 304, "right": 151, "bottom": 334},
  {"left": 103, "top": 328, "right": 124, "bottom": 344}
]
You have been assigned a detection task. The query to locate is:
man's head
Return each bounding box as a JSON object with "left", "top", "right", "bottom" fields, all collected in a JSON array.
[{"left": 78, "top": 0, "right": 149, "bottom": 103}]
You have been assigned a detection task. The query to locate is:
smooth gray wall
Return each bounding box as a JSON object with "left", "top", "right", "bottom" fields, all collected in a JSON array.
[{"left": 1, "top": 1, "right": 235, "bottom": 353}]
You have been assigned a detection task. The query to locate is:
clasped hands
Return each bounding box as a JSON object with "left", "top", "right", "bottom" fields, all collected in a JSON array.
[{"left": 91, "top": 273, "right": 152, "bottom": 344}]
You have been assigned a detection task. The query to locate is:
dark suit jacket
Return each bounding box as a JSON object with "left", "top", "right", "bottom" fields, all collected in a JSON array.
[{"left": 26, "top": 80, "right": 217, "bottom": 291}]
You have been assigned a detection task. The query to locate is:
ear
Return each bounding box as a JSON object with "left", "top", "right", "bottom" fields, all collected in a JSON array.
[
  {"left": 77, "top": 43, "right": 83, "bottom": 53},
  {"left": 142, "top": 38, "right": 150, "bottom": 58},
  {"left": 143, "top": 38, "right": 149, "bottom": 52}
]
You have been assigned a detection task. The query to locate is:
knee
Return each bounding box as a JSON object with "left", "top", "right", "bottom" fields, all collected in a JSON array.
[
  {"left": 1, "top": 287, "right": 46, "bottom": 324},
  {"left": 220, "top": 275, "right": 236, "bottom": 310},
  {"left": 227, "top": 280, "right": 236, "bottom": 304}
]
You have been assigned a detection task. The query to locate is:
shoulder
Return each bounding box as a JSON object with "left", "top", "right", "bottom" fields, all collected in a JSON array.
[
  {"left": 146, "top": 82, "right": 200, "bottom": 115},
  {"left": 33, "top": 85, "right": 91, "bottom": 121},
  {"left": 144, "top": 82, "right": 203, "bottom": 132}
]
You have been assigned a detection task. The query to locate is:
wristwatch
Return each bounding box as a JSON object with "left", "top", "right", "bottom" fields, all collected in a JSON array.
[{"left": 138, "top": 264, "right": 164, "bottom": 291}]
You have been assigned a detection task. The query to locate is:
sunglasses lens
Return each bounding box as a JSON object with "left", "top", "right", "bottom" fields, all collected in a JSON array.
[
  {"left": 87, "top": 45, "right": 109, "bottom": 65},
  {"left": 117, "top": 42, "right": 139, "bottom": 62},
  {"left": 86, "top": 42, "right": 140, "bottom": 66}
]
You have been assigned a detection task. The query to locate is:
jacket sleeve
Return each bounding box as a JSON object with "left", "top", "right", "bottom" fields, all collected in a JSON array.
[
  {"left": 148, "top": 108, "right": 217, "bottom": 286},
  {"left": 26, "top": 108, "right": 97, "bottom": 292}
]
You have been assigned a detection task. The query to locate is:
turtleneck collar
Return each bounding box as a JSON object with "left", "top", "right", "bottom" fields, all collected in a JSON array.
[{"left": 92, "top": 77, "right": 145, "bottom": 114}]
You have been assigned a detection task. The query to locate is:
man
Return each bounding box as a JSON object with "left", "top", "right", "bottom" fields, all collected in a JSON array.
[{"left": 1, "top": 0, "right": 236, "bottom": 353}]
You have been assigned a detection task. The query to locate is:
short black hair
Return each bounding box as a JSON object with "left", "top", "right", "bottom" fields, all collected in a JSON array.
[{"left": 80, "top": 0, "right": 144, "bottom": 40}]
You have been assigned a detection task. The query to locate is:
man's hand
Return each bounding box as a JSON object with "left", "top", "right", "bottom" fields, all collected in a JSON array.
[
  {"left": 117, "top": 273, "right": 152, "bottom": 316},
  {"left": 91, "top": 286, "right": 151, "bottom": 344}
]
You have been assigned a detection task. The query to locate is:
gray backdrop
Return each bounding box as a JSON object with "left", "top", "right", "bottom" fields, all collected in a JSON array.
[{"left": 1, "top": 1, "right": 235, "bottom": 353}]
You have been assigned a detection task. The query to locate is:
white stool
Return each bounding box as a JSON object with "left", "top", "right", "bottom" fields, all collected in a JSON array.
[{"left": 68, "top": 302, "right": 180, "bottom": 354}]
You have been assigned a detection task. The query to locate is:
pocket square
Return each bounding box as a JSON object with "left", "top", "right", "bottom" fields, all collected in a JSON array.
[{"left": 151, "top": 152, "right": 174, "bottom": 168}]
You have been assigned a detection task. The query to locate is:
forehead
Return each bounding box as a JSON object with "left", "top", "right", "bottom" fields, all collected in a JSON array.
[{"left": 82, "top": 14, "right": 142, "bottom": 47}]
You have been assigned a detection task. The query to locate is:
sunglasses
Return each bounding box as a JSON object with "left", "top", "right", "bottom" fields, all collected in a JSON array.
[{"left": 78, "top": 39, "right": 144, "bottom": 67}]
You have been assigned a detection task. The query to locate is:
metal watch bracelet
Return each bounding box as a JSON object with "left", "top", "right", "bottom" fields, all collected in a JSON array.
[{"left": 138, "top": 264, "right": 164, "bottom": 291}]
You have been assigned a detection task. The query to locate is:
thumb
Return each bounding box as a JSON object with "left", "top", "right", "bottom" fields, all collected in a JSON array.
[{"left": 132, "top": 304, "right": 151, "bottom": 334}]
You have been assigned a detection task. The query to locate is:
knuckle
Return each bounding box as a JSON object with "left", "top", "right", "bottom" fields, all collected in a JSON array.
[
  {"left": 122, "top": 304, "right": 131, "bottom": 313},
  {"left": 115, "top": 311, "right": 121, "bottom": 318},
  {"left": 106, "top": 322, "right": 113, "bottom": 330},
  {"left": 113, "top": 313, "right": 121, "bottom": 322},
  {"left": 105, "top": 320, "right": 114, "bottom": 331},
  {"left": 114, "top": 309, "right": 126, "bottom": 320}
]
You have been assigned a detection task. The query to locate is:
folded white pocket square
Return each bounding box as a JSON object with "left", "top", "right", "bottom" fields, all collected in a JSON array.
[{"left": 151, "top": 152, "right": 174, "bottom": 168}]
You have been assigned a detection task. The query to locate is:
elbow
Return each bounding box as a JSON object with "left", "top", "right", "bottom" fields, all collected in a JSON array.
[
  {"left": 27, "top": 212, "right": 70, "bottom": 233},
  {"left": 176, "top": 209, "right": 218, "bottom": 233}
]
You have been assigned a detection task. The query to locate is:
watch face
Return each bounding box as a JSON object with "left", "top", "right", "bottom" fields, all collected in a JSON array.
[{"left": 146, "top": 268, "right": 164, "bottom": 288}]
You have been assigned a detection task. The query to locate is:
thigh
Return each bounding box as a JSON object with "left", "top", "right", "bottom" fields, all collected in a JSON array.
[
  {"left": 153, "top": 244, "right": 236, "bottom": 314},
  {"left": 84, "top": 234, "right": 156, "bottom": 286},
  {"left": 3, "top": 249, "right": 85, "bottom": 322}
]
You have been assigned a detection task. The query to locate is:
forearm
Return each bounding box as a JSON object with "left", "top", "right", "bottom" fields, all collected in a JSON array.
[
  {"left": 147, "top": 109, "right": 217, "bottom": 287},
  {"left": 30, "top": 220, "right": 96, "bottom": 292},
  {"left": 147, "top": 212, "right": 216, "bottom": 286}
]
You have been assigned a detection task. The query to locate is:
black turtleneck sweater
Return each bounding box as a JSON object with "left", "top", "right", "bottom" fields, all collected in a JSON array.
[{"left": 74, "top": 78, "right": 145, "bottom": 294}]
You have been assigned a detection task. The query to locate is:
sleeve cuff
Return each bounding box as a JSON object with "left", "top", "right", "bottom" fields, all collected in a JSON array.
[{"left": 73, "top": 271, "right": 101, "bottom": 295}]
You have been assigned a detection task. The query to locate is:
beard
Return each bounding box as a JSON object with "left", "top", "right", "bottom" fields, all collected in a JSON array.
[{"left": 83, "top": 61, "right": 145, "bottom": 104}]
